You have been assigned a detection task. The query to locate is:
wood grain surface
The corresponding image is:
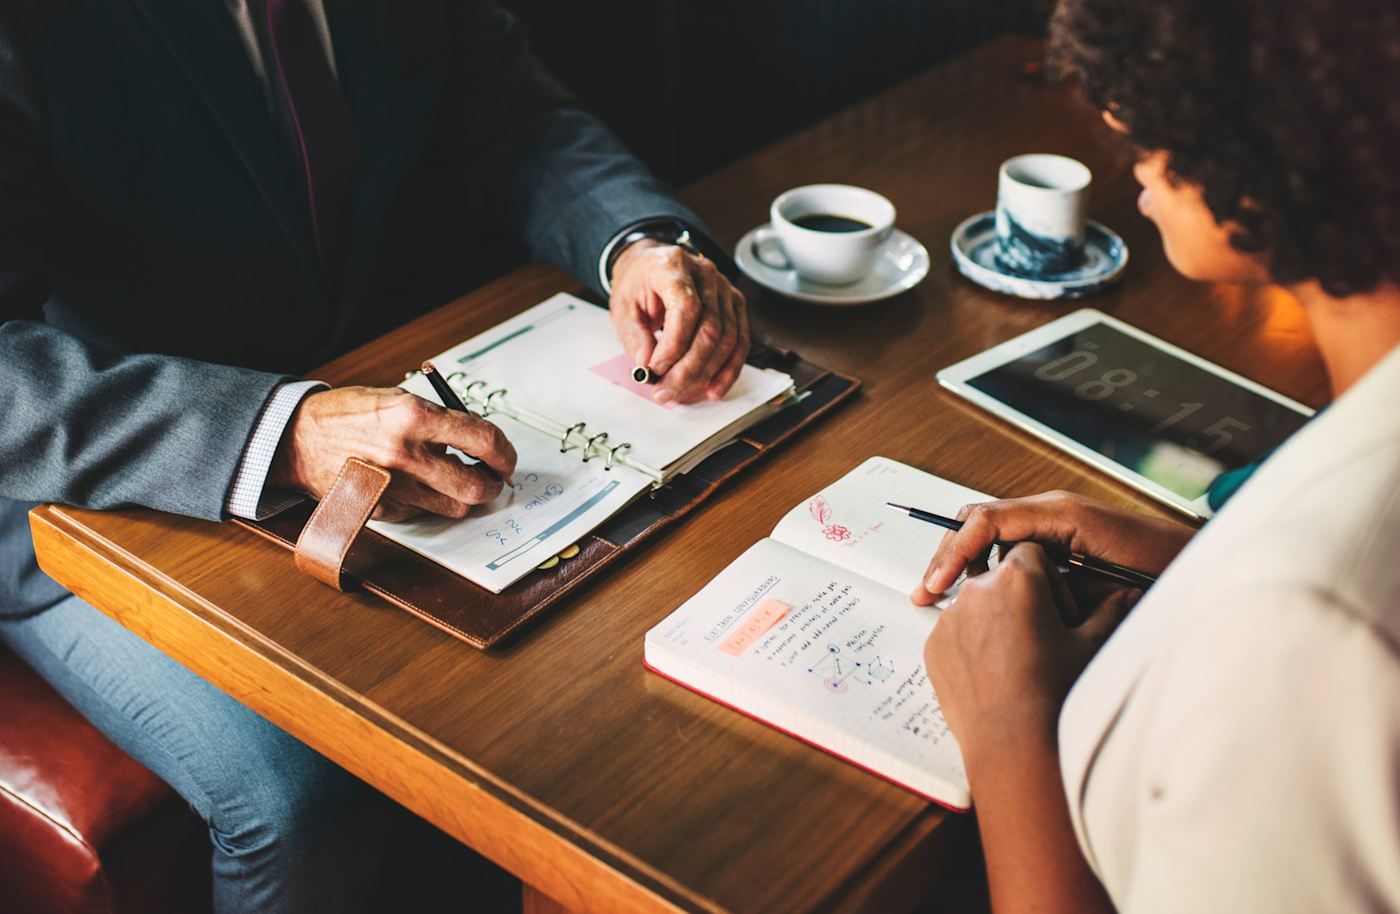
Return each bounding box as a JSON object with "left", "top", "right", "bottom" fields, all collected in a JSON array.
[{"left": 30, "top": 36, "right": 1327, "bottom": 914}]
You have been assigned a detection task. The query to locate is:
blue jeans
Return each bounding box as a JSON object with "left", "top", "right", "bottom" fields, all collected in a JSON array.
[{"left": 0, "top": 594, "right": 392, "bottom": 914}]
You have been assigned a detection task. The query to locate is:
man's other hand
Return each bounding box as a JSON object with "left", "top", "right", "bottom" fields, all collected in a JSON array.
[
  {"left": 608, "top": 239, "right": 751, "bottom": 405},
  {"left": 267, "top": 387, "right": 518, "bottom": 522}
]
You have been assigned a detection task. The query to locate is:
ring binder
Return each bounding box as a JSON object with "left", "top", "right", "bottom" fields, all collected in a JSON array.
[
  {"left": 483, "top": 388, "right": 509, "bottom": 415},
  {"left": 560, "top": 422, "right": 587, "bottom": 453},
  {"left": 604, "top": 443, "right": 632, "bottom": 471},
  {"left": 242, "top": 331, "right": 857, "bottom": 650},
  {"left": 581, "top": 432, "right": 609, "bottom": 462},
  {"left": 442, "top": 374, "right": 668, "bottom": 486}
]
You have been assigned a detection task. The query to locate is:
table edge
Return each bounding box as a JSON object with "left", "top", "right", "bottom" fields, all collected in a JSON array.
[{"left": 30, "top": 503, "right": 955, "bottom": 914}]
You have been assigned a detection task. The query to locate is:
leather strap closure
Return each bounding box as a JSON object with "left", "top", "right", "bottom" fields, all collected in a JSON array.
[{"left": 294, "top": 457, "right": 391, "bottom": 591}]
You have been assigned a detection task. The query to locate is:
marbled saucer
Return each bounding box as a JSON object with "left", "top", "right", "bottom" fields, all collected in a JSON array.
[{"left": 950, "top": 211, "right": 1128, "bottom": 300}]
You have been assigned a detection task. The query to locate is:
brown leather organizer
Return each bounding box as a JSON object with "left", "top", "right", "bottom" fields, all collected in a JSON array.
[{"left": 234, "top": 345, "right": 860, "bottom": 648}]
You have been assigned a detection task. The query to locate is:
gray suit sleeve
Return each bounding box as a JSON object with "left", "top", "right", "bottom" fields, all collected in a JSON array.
[
  {"left": 436, "top": 2, "right": 709, "bottom": 295},
  {"left": 0, "top": 22, "right": 289, "bottom": 522}
]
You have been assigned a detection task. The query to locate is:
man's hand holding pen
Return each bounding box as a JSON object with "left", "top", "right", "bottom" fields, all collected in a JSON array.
[
  {"left": 267, "top": 386, "right": 518, "bottom": 523},
  {"left": 267, "top": 235, "right": 751, "bottom": 525},
  {"left": 608, "top": 239, "right": 751, "bottom": 407}
]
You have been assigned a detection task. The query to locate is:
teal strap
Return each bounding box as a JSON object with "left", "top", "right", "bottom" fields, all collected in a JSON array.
[
  {"left": 1205, "top": 461, "right": 1261, "bottom": 511},
  {"left": 1204, "top": 407, "right": 1322, "bottom": 511}
]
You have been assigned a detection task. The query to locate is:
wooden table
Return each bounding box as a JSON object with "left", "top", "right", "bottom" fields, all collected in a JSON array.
[{"left": 30, "top": 36, "right": 1328, "bottom": 914}]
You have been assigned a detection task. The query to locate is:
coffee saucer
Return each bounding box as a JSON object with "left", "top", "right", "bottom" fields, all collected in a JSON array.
[
  {"left": 734, "top": 224, "right": 930, "bottom": 305},
  {"left": 950, "top": 211, "right": 1128, "bottom": 300}
]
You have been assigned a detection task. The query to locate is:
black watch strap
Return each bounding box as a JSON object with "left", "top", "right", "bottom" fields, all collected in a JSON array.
[{"left": 604, "top": 219, "right": 703, "bottom": 283}]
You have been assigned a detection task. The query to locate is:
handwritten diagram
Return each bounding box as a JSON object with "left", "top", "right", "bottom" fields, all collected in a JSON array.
[
  {"left": 808, "top": 644, "right": 898, "bottom": 694},
  {"left": 808, "top": 644, "right": 854, "bottom": 693},
  {"left": 863, "top": 656, "right": 896, "bottom": 683}
]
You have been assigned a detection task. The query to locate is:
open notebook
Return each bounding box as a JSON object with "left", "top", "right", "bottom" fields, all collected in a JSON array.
[
  {"left": 645, "top": 457, "right": 993, "bottom": 810},
  {"left": 367, "top": 293, "right": 795, "bottom": 593}
]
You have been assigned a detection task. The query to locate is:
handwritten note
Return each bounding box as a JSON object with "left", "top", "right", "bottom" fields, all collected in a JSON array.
[
  {"left": 771, "top": 456, "right": 994, "bottom": 595},
  {"left": 645, "top": 537, "right": 968, "bottom": 806},
  {"left": 367, "top": 411, "right": 651, "bottom": 593},
  {"left": 718, "top": 598, "right": 789, "bottom": 656}
]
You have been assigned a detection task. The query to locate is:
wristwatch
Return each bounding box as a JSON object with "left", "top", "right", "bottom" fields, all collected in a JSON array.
[{"left": 601, "top": 218, "right": 705, "bottom": 292}]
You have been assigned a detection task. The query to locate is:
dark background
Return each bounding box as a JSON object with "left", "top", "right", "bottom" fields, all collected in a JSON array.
[{"left": 503, "top": 1, "right": 1047, "bottom": 186}]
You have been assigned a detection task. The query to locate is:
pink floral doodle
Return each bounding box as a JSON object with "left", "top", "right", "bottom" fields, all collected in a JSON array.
[
  {"left": 822, "top": 524, "right": 851, "bottom": 542},
  {"left": 809, "top": 494, "right": 833, "bottom": 525}
]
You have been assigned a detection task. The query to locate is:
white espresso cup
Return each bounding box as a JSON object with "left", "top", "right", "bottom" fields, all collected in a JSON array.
[
  {"left": 753, "top": 184, "right": 896, "bottom": 285},
  {"left": 994, "top": 154, "right": 1092, "bottom": 277}
]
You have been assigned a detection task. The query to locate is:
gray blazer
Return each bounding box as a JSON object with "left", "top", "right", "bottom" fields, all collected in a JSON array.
[{"left": 0, "top": 0, "right": 705, "bottom": 616}]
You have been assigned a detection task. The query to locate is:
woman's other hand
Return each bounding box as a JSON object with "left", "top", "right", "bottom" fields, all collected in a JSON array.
[{"left": 923, "top": 543, "right": 1138, "bottom": 755}]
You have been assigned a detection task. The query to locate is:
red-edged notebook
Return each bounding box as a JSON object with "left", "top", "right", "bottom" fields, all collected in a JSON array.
[{"left": 643, "top": 457, "right": 987, "bottom": 810}]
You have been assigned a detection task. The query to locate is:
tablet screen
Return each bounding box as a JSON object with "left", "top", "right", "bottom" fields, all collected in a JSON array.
[{"left": 965, "top": 321, "right": 1311, "bottom": 500}]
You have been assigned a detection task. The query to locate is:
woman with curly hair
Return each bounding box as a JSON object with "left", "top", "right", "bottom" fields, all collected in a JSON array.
[{"left": 912, "top": 1, "right": 1400, "bottom": 911}]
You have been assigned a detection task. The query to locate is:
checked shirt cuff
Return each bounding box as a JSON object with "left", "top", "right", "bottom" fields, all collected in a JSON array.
[{"left": 226, "top": 380, "right": 327, "bottom": 521}]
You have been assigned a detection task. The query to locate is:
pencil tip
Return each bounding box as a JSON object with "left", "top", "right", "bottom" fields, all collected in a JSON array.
[
  {"left": 885, "top": 503, "right": 909, "bottom": 513},
  {"left": 421, "top": 360, "right": 436, "bottom": 374}
]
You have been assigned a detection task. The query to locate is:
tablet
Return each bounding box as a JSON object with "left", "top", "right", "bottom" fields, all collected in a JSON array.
[{"left": 937, "top": 309, "right": 1314, "bottom": 519}]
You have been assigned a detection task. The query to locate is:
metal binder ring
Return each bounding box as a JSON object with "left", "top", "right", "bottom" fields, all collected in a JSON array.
[
  {"left": 463, "top": 379, "right": 489, "bottom": 403},
  {"left": 581, "top": 432, "right": 609, "bottom": 462},
  {"left": 560, "top": 422, "right": 587, "bottom": 453},
  {"left": 604, "top": 443, "right": 632, "bottom": 471},
  {"left": 482, "top": 388, "right": 508, "bottom": 415}
]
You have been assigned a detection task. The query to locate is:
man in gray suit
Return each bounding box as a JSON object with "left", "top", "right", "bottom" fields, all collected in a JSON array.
[{"left": 0, "top": 0, "right": 747, "bottom": 909}]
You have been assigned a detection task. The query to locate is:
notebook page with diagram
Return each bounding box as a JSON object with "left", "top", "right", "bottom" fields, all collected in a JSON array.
[{"left": 644, "top": 457, "right": 994, "bottom": 809}]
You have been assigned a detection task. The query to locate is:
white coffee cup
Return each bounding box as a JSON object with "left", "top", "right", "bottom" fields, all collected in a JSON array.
[
  {"left": 994, "top": 154, "right": 1092, "bottom": 276},
  {"left": 753, "top": 184, "right": 896, "bottom": 285}
]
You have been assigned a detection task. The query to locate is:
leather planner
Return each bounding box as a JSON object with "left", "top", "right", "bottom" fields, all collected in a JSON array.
[{"left": 234, "top": 344, "right": 860, "bottom": 648}]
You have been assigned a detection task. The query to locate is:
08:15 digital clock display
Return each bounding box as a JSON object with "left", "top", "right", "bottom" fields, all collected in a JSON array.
[{"left": 967, "top": 322, "right": 1311, "bottom": 500}]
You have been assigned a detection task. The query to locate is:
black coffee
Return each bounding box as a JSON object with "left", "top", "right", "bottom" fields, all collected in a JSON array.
[{"left": 791, "top": 213, "right": 873, "bottom": 233}]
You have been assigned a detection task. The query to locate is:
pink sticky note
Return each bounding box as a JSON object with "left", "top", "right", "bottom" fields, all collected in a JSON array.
[
  {"left": 719, "top": 599, "right": 790, "bottom": 657},
  {"left": 587, "top": 353, "right": 678, "bottom": 410}
]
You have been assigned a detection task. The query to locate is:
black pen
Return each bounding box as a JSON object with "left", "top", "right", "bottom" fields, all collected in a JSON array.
[
  {"left": 421, "top": 360, "right": 474, "bottom": 414},
  {"left": 884, "top": 503, "right": 1157, "bottom": 590},
  {"left": 421, "top": 361, "right": 510, "bottom": 484}
]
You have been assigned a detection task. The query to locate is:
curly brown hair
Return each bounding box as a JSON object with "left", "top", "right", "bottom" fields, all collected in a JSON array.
[{"left": 1049, "top": 0, "right": 1400, "bottom": 297}]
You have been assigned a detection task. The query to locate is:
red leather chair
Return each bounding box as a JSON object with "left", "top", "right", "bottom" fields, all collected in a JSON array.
[{"left": 0, "top": 643, "right": 211, "bottom": 914}]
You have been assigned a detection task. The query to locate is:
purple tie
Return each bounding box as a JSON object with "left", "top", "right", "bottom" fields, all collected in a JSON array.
[{"left": 265, "top": 0, "right": 359, "bottom": 281}]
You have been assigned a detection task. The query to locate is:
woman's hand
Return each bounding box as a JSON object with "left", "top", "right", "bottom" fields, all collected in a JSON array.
[
  {"left": 927, "top": 543, "right": 1125, "bottom": 914},
  {"left": 911, "top": 490, "right": 1195, "bottom": 605},
  {"left": 915, "top": 491, "right": 1189, "bottom": 751},
  {"left": 924, "top": 543, "right": 1137, "bottom": 754}
]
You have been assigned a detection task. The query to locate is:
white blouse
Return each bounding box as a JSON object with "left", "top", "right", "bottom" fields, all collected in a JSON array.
[{"left": 1059, "top": 341, "right": 1400, "bottom": 912}]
